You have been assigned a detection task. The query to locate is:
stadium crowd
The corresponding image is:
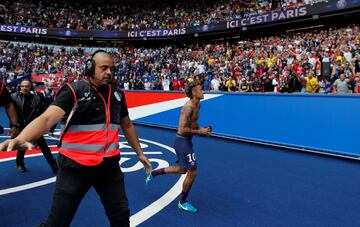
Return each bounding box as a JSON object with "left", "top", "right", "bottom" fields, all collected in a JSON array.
[
  {"left": 0, "top": 0, "right": 327, "bottom": 31},
  {"left": 1, "top": 24, "right": 359, "bottom": 94}
]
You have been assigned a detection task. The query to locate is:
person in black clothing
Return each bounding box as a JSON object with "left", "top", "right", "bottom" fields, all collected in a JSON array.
[
  {"left": 252, "top": 76, "right": 263, "bottom": 92},
  {"left": 11, "top": 79, "right": 58, "bottom": 173},
  {"left": 135, "top": 77, "right": 144, "bottom": 90},
  {"left": 40, "top": 81, "right": 57, "bottom": 136},
  {"left": 262, "top": 74, "right": 274, "bottom": 92},
  {"left": 288, "top": 73, "right": 302, "bottom": 93},
  {"left": 355, "top": 54, "right": 360, "bottom": 75},
  {"left": 0, "top": 79, "right": 19, "bottom": 136}
]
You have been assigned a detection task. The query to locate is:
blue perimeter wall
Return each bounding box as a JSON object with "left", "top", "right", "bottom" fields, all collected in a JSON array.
[
  {"left": 0, "top": 92, "right": 358, "bottom": 158},
  {"left": 135, "top": 92, "right": 360, "bottom": 158}
]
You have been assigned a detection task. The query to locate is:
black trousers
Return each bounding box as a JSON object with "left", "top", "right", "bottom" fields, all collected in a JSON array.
[
  {"left": 16, "top": 136, "right": 56, "bottom": 169},
  {"left": 44, "top": 158, "right": 130, "bottom": 227}
]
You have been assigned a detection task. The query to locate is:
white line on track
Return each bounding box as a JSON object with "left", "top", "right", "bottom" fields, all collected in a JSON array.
[{"left": 129, "top": 94, "right": 223, "bottom": 120}]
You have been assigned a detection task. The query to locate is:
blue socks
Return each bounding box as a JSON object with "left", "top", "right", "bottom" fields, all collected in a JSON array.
[
  {"left": 152, "top": 168, "right": 165, "bottom": 177},
  {"left": 179, "top": 191, "right": 188, "bottom": 204}
]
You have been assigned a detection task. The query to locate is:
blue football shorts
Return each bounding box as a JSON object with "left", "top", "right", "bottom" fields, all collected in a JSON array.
[{"left": 174, "top": 133, "right": 197, "bottom": 170}]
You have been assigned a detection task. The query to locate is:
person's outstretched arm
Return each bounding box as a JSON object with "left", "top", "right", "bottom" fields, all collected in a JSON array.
[{"left": 0, "top": 105, "right": 65, "bottom": 152}]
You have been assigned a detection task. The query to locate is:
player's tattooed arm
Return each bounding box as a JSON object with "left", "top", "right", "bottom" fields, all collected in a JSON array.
[{"left": 178, "top": 104, "right": 195, "bottom": 135}]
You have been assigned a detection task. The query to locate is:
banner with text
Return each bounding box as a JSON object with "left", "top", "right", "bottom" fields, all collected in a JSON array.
[{"left": 0, "top": 0, "right": 359, "bottom": 39}]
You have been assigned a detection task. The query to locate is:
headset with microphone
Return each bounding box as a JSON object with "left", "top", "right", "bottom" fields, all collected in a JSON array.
[
  {"left": 85, "top": 50, "right": 116, "bottom": 85},
  {"left": 85, "top": 49, "right": 113, "bottom": 79}
]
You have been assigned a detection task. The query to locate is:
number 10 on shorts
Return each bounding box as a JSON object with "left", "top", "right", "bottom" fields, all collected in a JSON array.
[{"left": 187, "top": 153, "right": 196, "bottom": 162}]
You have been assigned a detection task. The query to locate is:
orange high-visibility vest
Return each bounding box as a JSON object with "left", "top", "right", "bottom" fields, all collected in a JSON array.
[{"left": 58, "top": 80, "right": 123, "bottom": 166}]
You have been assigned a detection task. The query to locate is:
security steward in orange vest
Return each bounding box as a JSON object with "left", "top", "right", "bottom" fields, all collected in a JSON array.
[{"left": 0, "top": 50, "right": 152, "bottom": 227}]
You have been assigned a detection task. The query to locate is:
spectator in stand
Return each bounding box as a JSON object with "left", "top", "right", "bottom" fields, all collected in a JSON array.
[
  {"left": 225, "top": 76, "right": 236, "bottom": 92},
  {"left": 354, "top": 75, "right": 360, "bottom": 93},
  {"left": 333, "top": 73, "right": 351, "bottom": 94},
  {"left": 144, "top": 79, "right": 151, "bottom": 90},
  {"left": 179, "top": 76, "right": 188, "bottom": 91},
  {"left": 245, "top": 76, "right": 253, "bottom": 92},
  {"left": 135, "top": 78, "right": 144, "bottom": 90},
  {"left": 123, "top": 80, "right": 130, "bottom": 90},
  {"left": 318, "top": 76, "right": 327, "bottom": 94},
  {"left": 153, "top": 77, "right": 162, "bottom": 90},
  {"left": 279, "top": 75, "right": 289, "bottom": 93},
  {"left": 2, "top": 23, "right": 360, "bottom": 95},
  {"left": 1, "top": 0, "right": 315, "bottom": 31},
  {"left": 304, "top": 71, "right": 319, "bottom": 93},
  {"left": 239, "top": 77, "right": 250, "bottom": 92},
  {"left": 331, "top": 59, "right": 343, "bottom": 82},
  {"left": 129, "top": 79, "right": 136, "bottom": 90},
  {"left": 252, "top": 76, "right": 263, "bottom": 92},
  {"left": 355, "top": 54, "right": 360, "bottom": 76},
  {"left": 171, "top": 75, "right": 181, "bottom": 91},
  {"left": 211, "top": 74, "right": 221, "bottom": 91},
  {"left": 162, "top": 76, "right": 170, "bottom": 91},
  {"left": 202, "top": 75, "right": 211, "bottom": 91},
  {"left": 324, "top": 76, "right": 334, "bottom": 94},
  {"left": 288, "top": 73, "right": 302, "bottom": 93},
  {"left": 262, "top": 74, "right": 274, "bottom": 92},
  {"left": 272, "top": 74, "right": 280, "bottom": 93}
]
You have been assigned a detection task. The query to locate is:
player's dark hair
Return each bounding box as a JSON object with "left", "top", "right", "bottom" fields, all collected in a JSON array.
[{"left": 185, "top": 81, "right": 197, "bottom": 98}]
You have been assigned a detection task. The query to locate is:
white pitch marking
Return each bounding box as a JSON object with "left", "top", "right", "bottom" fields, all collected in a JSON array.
[
  {"left": 0, "top": 150, "right": 59, "bottom": 163},
  {"left": 0, "top": 177, "right": 56, "bottom": 196},
  {"left": 129, "top": 94, "right": 223, "bottom": 120},
  {"left": 129, "top": 138, "right": 184, "bottom": 227},
  {"left": 130, "top": 174, "right": 186, "bottom": 227}
]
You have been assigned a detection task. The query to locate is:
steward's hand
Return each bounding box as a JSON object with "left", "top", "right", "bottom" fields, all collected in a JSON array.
[
  {"left": 0, "top": 138, "right": 34, "bottom": 152},
  {"left": 138, "top": 153, "right": 152, "bottom": 174}
]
